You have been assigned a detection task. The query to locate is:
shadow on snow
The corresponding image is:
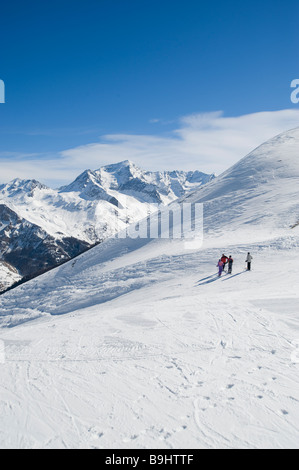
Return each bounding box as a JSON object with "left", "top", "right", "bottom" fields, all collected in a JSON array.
[{"left": 196, "top": 270, "right": 247, "bottom": 286}]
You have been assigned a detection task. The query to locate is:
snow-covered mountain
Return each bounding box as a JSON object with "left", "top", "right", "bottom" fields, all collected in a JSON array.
[
  {"left": 0, "top": 161, "right": 214, "bottom": 290},
  {"left": 0, "top": 128, "right": 299, "bottom": 449},
  {"left": 0, "top": 203, "right": 90, "bottom": 282},
  {"left": 61, "top": 161, "right": 212, "bottom": 204}
]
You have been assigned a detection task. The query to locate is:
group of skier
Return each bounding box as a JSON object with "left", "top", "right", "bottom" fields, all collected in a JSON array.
[{"left": 217, "top": 252, "right": 253, "bottom": 277}]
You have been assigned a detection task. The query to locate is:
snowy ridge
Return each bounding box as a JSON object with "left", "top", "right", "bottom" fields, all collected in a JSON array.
[
  {"left": 182, "top": 127, "right": 299, "bottom": 244},
  {"left": 60, "top": 160, "right": 214, "bottom": 205}
]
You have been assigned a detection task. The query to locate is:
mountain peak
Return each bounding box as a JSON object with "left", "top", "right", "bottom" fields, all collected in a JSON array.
[
  {"left": 100, "top": 159, "right": 136, "bottom": 170},
  {"left": 97, "top": 160, "right": 140, "bottom": 180},
  {"left": 0, "top": 178, "right": 49, "bottom": 197},
  {"left": 217, "top": 126, "right": 299, "bottom": 190}
]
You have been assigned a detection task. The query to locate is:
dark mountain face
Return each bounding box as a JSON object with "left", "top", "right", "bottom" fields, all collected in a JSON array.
[{"left": 0, "top": 204, "right": 90, "bottom": 290}]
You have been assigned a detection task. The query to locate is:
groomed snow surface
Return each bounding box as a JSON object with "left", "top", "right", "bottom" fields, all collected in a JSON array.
[{"left": 0, "top": 234, "right": 299, "bottom": 449}]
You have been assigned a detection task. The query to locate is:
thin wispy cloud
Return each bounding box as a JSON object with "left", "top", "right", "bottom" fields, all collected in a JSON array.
[{"left": 1, "top": 109, "right": 299, "bottom": 187}]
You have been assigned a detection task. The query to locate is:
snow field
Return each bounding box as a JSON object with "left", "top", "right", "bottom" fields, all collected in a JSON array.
[{"left": 0, "top": 240, "right": 298, "bottom": 448}]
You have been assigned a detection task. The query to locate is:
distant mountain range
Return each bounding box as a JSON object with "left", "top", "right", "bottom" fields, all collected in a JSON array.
[{"left": 0, "top": 160, "right": 214, "bottom": 291}]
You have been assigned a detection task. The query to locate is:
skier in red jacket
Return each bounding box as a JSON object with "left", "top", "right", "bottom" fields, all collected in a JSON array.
[{"left": 221, "top": 254, "right": 229, "bottom": 272}]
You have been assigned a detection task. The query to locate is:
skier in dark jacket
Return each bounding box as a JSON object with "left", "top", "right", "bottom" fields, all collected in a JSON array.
[{"left": 227, "top": 256, "right": 233, "bottom": 274}]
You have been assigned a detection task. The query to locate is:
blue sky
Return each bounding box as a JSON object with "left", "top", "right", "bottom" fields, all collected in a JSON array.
[{"left": 0, "top": 0, "right": 299, "bottom": 185}]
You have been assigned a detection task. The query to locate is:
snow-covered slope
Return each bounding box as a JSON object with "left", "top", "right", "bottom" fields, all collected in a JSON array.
[
  {"left": 0, "top": 129, "right": 298, "bottom": 449},
  {"left": 0, "top": 260, "right": 21, "bottom": 291},
  {"left": 1, "top": 241, "right": 299, "bottom": 449},
  {"left": 184, "top": 127, "right": 299, "bottom": 243}
]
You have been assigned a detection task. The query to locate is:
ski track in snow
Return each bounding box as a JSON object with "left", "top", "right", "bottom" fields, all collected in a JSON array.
[{"left": 0, "top": 237, "right": 299, "bottom": 448}]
